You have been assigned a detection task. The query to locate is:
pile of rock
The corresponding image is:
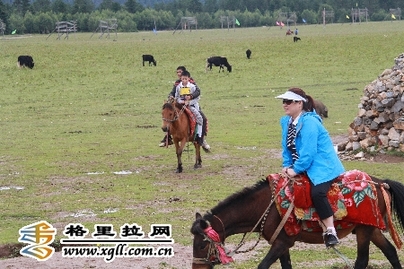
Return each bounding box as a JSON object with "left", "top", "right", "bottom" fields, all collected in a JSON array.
[{"left": 340, "top": 53, "right": 404, "bottom": 153}]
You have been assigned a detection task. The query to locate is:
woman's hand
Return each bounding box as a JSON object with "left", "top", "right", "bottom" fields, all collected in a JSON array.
[
  {"left": 282, "top": 167, "right": 288, "bottom": 174},
  {"left": 286, "top": 168, "right": 297, "bottom": 177}
]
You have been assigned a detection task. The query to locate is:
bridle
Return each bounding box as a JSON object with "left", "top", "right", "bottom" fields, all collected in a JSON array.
[
  {"left": 192, "top": 215, "right": 227, "bottom": 267},
  {"left": 162, "top": 103, "right": 186, "bottom": 123}
]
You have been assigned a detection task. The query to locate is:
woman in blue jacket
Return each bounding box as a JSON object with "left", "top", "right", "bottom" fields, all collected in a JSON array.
[{"left": 276, "top": 87, "right": 345, "bottom": 248}]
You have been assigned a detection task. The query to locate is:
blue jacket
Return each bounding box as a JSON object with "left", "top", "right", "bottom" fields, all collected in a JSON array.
[{"left": 280, "top": 111, "right": 345, "bottom": 185}]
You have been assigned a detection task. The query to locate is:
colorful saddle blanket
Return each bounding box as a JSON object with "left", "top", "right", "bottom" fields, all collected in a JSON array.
[
  {"left": 181, "top": 104, "right": 208, "bottom": 138},
  {"left": 267, "top": 170, "right": 386, "bottom": 236},
  {"left": 183, "top": 106, "right": 196, "bottom": 136}
]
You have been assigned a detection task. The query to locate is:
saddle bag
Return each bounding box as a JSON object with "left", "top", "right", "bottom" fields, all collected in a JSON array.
[{"left": 293, "top": 176, "right": 313, "bottom": 208}]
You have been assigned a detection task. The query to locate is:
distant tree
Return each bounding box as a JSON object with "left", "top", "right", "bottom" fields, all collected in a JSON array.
[
  {"left": 301, "top": 9, "right": 317, "bottom": 24},
  {"left": 13, "top": 0, "right": 31, "bottom": 16},
  {"left": 184, "top": 0, "right": 202, "bottom": 13},
  {"left": 363, "top": 0, "right": 380, "bottom": 14},
  {"left": 117, "top": 11, "right": 137, "bottom": 31},
  {"left": 111, "top": 2, "right": 122, "bottom": 12},
  {"left": 370, "top": 9, "right": 389, "bottom": 21},
  {"left": 245, "top": 0, "right": 269, "bottom": 12},
  {"left": 23, "top": 11, "right": 35, "bottom": 32},
  {"left": 124, "top": 0, "right": 143, "bottom": 13},
  {"left": 71, "top": 12, "right": 91, "bottom": 30},
  {"left": 157, "top": 10, "right": 175, "bottom": 29},
  {"left": 203, "top": 0, "right": 218, "bottom": 13},
  {"left": 51, "top": 0, "right": 70, "bottom": 14},
  {"left": 268, "top": 0, "right": 288, "bottom": 12},
  {"left": 36, "top": 12, "right": 55, "bottom": 33},
  {"left": 334, "top": 8, "right": 350, "bottom": 23},
  {"left": 32, "top": 0, "right": 51, "bottom": 14},
  {"left": 218, "top": 0, "right": 244, "bottom": 11},
  {"left": 260, "top": 10, "right": 273, "bottom": 26},
  {"left": 72, "top": 0, "right": 95, "bottom": 14},
  {"left": 8, "top": 13, "right": 25, "bottom": 33},
  {"left": 0, "top": 0, "right": 9, "bottom": 31},
  {"left": 99, "top": 0, "right": 121, "bottom": 12}
]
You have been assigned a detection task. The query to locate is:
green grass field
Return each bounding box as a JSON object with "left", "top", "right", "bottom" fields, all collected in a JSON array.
[{"left": 1, "top": 21, "right": 404, "bottom": 268}]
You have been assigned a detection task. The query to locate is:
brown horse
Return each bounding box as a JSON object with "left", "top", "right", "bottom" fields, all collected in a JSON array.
[
  {"left": 191, "top": 173, "right": 404, "bottom": 269},
  {"left": 161, "top": 101, "right": 209, "bottom": 173}
]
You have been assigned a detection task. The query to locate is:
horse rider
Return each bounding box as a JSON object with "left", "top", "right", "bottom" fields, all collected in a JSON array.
[
  {"left": 174, "top": 70, "right": 204, "bottom": 145},
  {"left": 159, "top": 66, "right": 210, "bottom": 150},
  {"left": 276, "top": 87, "right": 345, "bottom": 248}
]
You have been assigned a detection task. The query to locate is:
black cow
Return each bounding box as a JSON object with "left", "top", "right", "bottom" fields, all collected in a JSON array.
[
  {"left": 293, "top": 36, "right": 301, "bottom": 42},
  {"left": 142, "top": 54, "right": 156, "bottom": 66},
  {"left": 206, "top": 56, "right": 232, "bottom": 73},
  {"left": 246, "top": 49, "right": 252, "bottom": 59},
  {"left": 17, "top": 55, "right": 34, "bottom": 69}
]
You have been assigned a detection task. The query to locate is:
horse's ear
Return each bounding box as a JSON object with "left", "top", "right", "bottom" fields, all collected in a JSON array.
[
  {"left": 195, "top": 212, "right": 202, "bottom": 220},
  {"left": 199, "top": 219, "right": 210, "bottom": 229}
]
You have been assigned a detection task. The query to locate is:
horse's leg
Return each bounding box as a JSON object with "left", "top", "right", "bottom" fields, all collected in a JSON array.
[
  {"left": 279, "top": 251, "right": 292, "bottom": 269},
  {"left": 175, "top": 140, "right": 186, "bottom": 173},
  {"left": 353, "top": 226, "right": 372, "bottom": 269},
  {"left": 193, "top": 143, "right": 202, "bottom": 169},
  {"left": 368, "top": 227, "right": 402, "bottom": 268},
  {"left": 258, "top": 240, "right": 294, "bottom": 269}
]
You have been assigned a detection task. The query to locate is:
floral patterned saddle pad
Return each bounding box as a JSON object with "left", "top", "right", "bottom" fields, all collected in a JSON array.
[{"left": 267, "top": 170, "right": 386, "bottom": 236}]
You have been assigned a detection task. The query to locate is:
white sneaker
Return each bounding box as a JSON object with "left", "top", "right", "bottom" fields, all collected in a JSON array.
[
  {"left": 202, "top": 140, "right": 210, "bottom": 150},
  {"left": 159, "top": 142, "right": 166, "bottom": 147}
]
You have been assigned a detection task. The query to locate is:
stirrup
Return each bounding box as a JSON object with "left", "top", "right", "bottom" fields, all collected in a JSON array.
[{"left": 323, "top": 230, "right": 340, "bottom": 248}]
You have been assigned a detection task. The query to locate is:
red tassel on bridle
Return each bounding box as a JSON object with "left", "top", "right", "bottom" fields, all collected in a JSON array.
[{"left": 203, "top": 226, "right": 234, "bottom": 264}]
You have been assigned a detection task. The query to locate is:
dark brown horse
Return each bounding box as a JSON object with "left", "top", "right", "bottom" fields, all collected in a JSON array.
[
  {"left": 191, "top": 173, "right": 404, "bottom": 269},
  {"left": 161, "top": 101, "right": 209, "bottom": 173}
]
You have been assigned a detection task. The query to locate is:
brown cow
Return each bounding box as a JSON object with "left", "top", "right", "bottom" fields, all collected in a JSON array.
[{"left": 313, "top": 99, "right": 328, "bottom": 118}]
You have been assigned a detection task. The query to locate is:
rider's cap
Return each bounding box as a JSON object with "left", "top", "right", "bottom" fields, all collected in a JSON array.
[{"left": 275, "top": 91, "right": 307, "bottom": 102}]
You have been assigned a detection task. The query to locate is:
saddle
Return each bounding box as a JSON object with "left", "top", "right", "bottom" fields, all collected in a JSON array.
[
  {"left": 176, "top": 102, "right": 208, "bottom": 138},
  {"left": 267, "top": 170, "right": 386, "bottom": 236},
  {"left": 174, "top": 103, "right": 197, "bottom": 137}
]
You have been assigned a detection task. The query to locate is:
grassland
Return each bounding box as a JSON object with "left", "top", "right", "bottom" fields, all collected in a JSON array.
[{"left": 0, "top": 21, "right": 404, "bottom": 268}]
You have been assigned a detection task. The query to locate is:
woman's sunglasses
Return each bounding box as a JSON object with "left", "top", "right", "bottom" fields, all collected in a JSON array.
[{"left": 282, "top": 99, "right": 298, "bottom": 105}]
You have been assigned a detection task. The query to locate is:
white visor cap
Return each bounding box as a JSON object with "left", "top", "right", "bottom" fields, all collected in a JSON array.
[{"left": 275, "top": 91, "right": 307, "bottom": 102}]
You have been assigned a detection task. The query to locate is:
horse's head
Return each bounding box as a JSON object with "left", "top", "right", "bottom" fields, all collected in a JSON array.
[
  {"left": 161, "top": 102, "right": 175, "bottom": 132},
  {"left": 191, "top": 213, "right": 218, "bottom": 269}
]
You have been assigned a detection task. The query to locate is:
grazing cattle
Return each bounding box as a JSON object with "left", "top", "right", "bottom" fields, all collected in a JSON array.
[
  {"left": 246, "top": 49, "right": 252, "bottom": 59},
  {"left": 206, "top": 56, "right": 232, "bottom": 73},
  {"left": 313, "top": 99, "right": 328, "bottom": 118},
  {"left": 142, "top": 54, "right": 156, "bottom": 66},
  {"left": 17, "top": 55, "right": 34, "bottom": 69},
  {"left": 293, "top": 36, "right": 301, "bottom": 42}
]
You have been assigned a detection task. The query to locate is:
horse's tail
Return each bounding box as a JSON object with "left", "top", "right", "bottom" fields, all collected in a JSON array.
[{"left": 384, "top": 179, "right": 404, "bottom": 232}]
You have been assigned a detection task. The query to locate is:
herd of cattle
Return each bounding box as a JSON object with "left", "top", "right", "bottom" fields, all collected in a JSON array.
[
  {"left": 141, "top": 49, "right": 254, "bottom": 74},
  {"left": 17, "top": 42, "right": 328, "bottom": 118}
]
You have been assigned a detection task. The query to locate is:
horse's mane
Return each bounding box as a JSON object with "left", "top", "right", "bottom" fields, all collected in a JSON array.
[
  {"left": 162, "top": 102, "right": 184, "bottom": 110},
  {"left": 162, "top": 102, "right": 173, "bottom": 110},
  {"left": 205, "top": 179, "right": 268, "bottom": 218}
]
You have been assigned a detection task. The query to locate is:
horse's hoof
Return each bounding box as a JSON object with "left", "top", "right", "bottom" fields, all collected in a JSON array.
[
  {"left": 176, "top": 168, "right": 182, "bottom": 173},
  {"left": 194, "top": 164, "right": 202, "bottom": 169}
]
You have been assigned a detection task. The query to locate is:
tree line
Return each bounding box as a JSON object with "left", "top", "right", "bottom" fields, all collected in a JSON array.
[{"left": 0, "top": 0, "right": 401, "bottom": 34}]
